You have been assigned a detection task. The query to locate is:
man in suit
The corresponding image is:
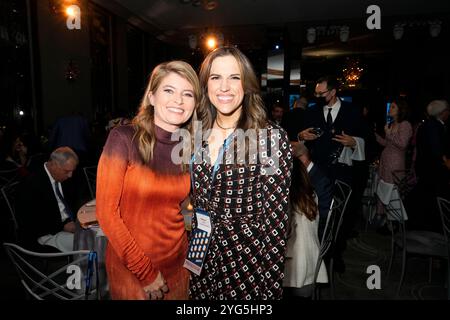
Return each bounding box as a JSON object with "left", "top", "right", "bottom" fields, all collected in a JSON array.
[
  {"left": 410, "top": 100, "right": 450, "bottom": 231},
  {"left": 16, "top": 147, "right": 79, "bottom": 252},
  {"left": 294, "top": 142, "right": 333, "bottom": 242},
  {"left": 298, "top": 76, "right": 366, "bottom": 184},
  {"left": 298, "top": 76, "right": 366, "bottom": 272}
]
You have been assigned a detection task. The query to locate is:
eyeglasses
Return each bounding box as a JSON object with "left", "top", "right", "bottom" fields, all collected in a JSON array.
[{"left": 314, "top": 90, "right": 330, "bottom": 97}]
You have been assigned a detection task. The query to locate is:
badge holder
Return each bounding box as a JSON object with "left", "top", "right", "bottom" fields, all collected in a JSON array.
[{"left": 183, "top": 209, "right": 213, "bottom": 276}]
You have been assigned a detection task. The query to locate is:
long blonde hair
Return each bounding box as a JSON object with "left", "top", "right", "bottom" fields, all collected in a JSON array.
[
  {"left": 197, "top": 47, "right": 267, "bottom": 131},
  {"left": 132, "top": 61, "right": 200, "bottom": 164}
]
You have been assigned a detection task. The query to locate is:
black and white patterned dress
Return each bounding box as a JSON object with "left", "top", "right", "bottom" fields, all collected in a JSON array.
[{"left": 189, "top": 123, "right": 293, "bottom": 300}]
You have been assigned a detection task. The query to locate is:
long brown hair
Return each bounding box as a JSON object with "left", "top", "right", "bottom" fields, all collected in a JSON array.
[
  {"left": 392, "top": 98, "right": 409, "bottom": 123},
  {"left": 197, "top": 46, "right": 267, "bottom": 131},
  {"left": 132, "top": 61, "right": 200, "bottom": 164},
  {"left": 290, "top": 157, "right": 318, "bottom": 221}
]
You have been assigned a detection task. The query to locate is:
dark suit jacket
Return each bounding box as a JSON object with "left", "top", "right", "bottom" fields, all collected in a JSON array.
[
  {"left": 415, "top": 118, "right": 449, "bottom": 189},
  {"left": 281, "top": 108, "right": 306, "bottom": 142},
  {"left": 309, "top": 164, "right": 333, "bottom": 242},
  {"left": 302, "top": 100, "right": 366, "bottom": 184},
  {"left": 15, "top": 164, "right": 77, "bottom": 250}
]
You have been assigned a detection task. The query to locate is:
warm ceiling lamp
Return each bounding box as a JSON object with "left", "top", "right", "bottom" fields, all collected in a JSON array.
[
  {"left": 206, "top": 36, "right": 217, "bottom": 50},
  {"left": 65, "top": 6, "right": 76, "bottom": 17},
  {"left": 343, "top": 58, "right": 363, "bottom": 88}
]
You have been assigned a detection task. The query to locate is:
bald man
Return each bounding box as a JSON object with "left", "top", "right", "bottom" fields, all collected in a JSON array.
[{"left": 16, "top": 147, "right": 79, "bottom": 252}]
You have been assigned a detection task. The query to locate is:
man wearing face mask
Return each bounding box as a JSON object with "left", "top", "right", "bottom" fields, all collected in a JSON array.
[{"left": 298, "top": 76, "right": 366, "bottom": 273}]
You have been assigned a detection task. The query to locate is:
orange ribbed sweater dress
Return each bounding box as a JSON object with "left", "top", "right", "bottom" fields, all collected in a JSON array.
[{"left": 96, "top": 125, "right": 190, "bottom": 300}]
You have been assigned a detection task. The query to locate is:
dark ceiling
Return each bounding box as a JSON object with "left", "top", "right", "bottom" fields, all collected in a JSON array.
[{"left": 93, "top": 0, "right": 450, "bottom": 55}]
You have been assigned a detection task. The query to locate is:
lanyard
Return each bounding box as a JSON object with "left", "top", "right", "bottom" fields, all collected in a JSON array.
[
  {"left": 190, "top": 132, "right": 235, "bottom": 202},
  {"left": 84, "top": 251, "right": 98, "bottom": 300}
]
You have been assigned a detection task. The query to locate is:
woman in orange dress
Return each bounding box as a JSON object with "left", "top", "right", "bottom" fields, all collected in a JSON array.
[{"left": 96, "top": 61, "right": 200, "bottom": 300}]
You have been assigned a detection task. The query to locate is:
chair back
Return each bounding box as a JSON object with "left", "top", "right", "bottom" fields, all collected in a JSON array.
[
  {"left": 313, "top": 180, "right": 352, "bottom": 283},
  {"left": 0, "top": 168, "right": 19, "bottom": 187},
  {"left": 83, "top": 166, "right": 97, "bottom": 199},
  {"left": 3, "top": 242, "right": 100, "bottom": 300},
  {"left": 437, "top": 197, "right": 450, "bottom": 300},
  {"left": 437, "top": 197, "right": 450, "bottom": 249},
  {"left": 392, "top": 169, "right": 415, "bottom": 200},
  {"left": 1, "top": 181, "right": 20, "bottom": 240}
]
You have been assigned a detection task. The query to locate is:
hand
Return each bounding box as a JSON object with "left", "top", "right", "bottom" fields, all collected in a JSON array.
[
  {"left": 143, "top": 272, "right": 169, "bottom": 300},
  {"left": 332, "top": 131, "right": 356, "bottom": 147},
  {"left": 298, "top": 128, "right": 319, "bottom": 141},
  {"left": 290, "top": 141, "right": 299, "bottom": 151},
  {"left": 384, "top": 124, "right": 392, "bottom": 135},
  {"left": 63, "top": 221, "right": 76, "bottom": 233}
]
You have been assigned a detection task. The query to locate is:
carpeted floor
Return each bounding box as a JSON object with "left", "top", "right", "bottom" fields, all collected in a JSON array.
[
  {"left": 1, "top": 217, "right": 448, "bottom": 300},
  {"left": 319, "top": 224, "right": 448, "bottom": 300}
]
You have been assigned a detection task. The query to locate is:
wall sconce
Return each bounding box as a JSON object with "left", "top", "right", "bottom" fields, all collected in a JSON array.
[
  {"left": 189, "top": 30, "right": 224, "bottom": 50},
  {"left": 48, "top": 0, "right": 81, "bottom": 29},
  {"left": 340, "top": 26, "right": 350, "bottom": 42},
  {"left": 429, "top": 20, "right": 441, "bottom": 38},
  {"left": 203, "top": 0, "right": 219, "bottom": 10},
  {"left": 306, "top": 28, "right": 316, "bottom": 44},
  {"left": 66, "top": 4, "right": 81, "bottom": 30},
  {"left": 393, "top": 24, "right": 404, "bottom": 40}
]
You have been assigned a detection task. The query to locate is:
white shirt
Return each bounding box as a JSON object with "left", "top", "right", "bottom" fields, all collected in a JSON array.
[
  {"left": 322, "top": 99, "right": 341, "bottom": 124},
  {"left": 321, "top": 98, "right": 366, "bottom": 165},
  {"left": 306, "top": 162, "right": 314, "bottom": 173},
  {"left": 43, "top": 162, "right": 69, "bottom": 222}
]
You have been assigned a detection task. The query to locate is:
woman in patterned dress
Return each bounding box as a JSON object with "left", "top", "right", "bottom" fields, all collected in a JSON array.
[
  {"left": 375, "top": 98, "right": 413, "bottom": 184},
  {"left": 189, "top": 47, "right": 293, "bottom": 300},
  {"left": 96, "top": 61, "right": 200, "bottom": 300},
  {"left": 374, "top": 98, "right": 413, "bottom": 223}
]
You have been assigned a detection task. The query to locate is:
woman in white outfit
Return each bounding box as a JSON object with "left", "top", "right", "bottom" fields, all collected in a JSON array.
[{"left": 283, "top": 156, "right": 328, "bottom": 298}]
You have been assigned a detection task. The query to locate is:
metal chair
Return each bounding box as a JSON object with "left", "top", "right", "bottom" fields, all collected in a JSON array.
[
  {"left": 1, "top": 181, "right": 20, "bottom": 241},
  {"left": 362, "top": 164, "right": 378, "bottom": 230},
  {"left": 83, "top": 166, "right": 97, "bottom": 199},
  {"left": 0, "top": 168, "right": 19, "bottom": 187},
  {"left": 381, "top": 190, "right": 447, "bottom": 297},
  {"left": 3, "top": 242, "right": 100, "bottom": 300},
  {"left": 392, "top": 169, "right": 415, "bottom": 200},
  {"left": 311, "top": 199, "right": 334, "bottom": 300},
  {"left": 312, "top": 179, "right": 352, "bottom": 300},
  {"left": 437, "top": 197, "right": 450, "bottom": 300}
]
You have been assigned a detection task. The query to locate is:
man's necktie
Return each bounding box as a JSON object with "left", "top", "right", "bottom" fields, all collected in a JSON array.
[
  {"left": 326, "top": 107, "right": 333, "bottom": 128},
  {"left": 54, "top": 181, "right": 74, "bottom": 221}
]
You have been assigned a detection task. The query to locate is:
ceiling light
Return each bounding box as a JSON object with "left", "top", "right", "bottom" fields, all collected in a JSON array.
[
  {"left": 340, "top": 26, "right": 350, "bottom": 42},
  {"left": 429, "top": 20, "right": 441, "bottom": 38},
  {"left": 306, "top": 28, "right": 316, "bottom": 44},
  {"left": 206, "top": 36, "right": 217, "bottom": 50},
  {"left": 393, "top": 24, "right": 404, "bottom": 40}
]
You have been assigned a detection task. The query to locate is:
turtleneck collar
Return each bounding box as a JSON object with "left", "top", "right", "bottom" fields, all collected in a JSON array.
[{"left": 154, "top": 124, "right": 178, "bottom": 145}]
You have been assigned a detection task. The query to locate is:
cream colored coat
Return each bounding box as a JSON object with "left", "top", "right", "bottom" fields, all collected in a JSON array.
[{"left": 283, "top": 198, "right": 328, "bottom": 288}]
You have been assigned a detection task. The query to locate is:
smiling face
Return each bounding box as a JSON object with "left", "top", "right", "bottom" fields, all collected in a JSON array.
[
  {"left": 207, "top": 55, "right": 244, "bottom": 119},
  {"left": 149, "top": 72, "right": 196, "bottom": 132}
]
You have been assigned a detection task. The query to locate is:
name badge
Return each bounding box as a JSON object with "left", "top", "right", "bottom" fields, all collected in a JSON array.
[{"left": 183, "top": 209, "right": 213, "bottom": 276}]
